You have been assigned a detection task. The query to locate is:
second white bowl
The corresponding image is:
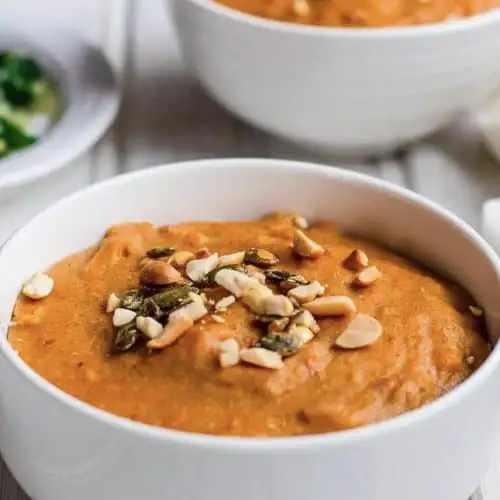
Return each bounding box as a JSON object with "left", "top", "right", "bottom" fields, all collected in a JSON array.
[{"left": 168, "top": 1, "right": 500, "bottom": 156}]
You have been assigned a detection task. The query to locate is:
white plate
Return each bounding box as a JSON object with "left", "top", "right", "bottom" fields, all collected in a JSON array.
[{"left": 0, "top": 16, "right": 120, "bottom": 193}]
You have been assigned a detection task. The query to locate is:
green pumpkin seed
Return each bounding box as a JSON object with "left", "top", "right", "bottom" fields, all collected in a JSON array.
[
  {"left": 244, "top": 248, "right": 279, "bottom": 268},
  {"left": 146, "top": 247, "right": 176, "bottom": 259},
  {"left": 149, "top": 285, "right": 197, "bottom": 310},
  {"left": 257, "top": 333, "right": 300, "bottom": 357},
  {"left": 111, "top": 323, "right": 140, "bottom": 353},
  {"left": 121, "top": 289, "right": 145, "bottom": 311}
]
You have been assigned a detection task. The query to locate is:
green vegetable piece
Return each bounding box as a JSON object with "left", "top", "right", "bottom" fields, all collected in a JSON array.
[
  {"left": 146, "top": 247, "right": 175, "bottom": 259},
  {"left": 0, "top": 117, "right": 36, "bottom": 151},
  {"left": 258, "top": 334, "right": 300, "bottom": 357},
  {"left": 111, "top": 323, "right": 139, "bottom": 353}
]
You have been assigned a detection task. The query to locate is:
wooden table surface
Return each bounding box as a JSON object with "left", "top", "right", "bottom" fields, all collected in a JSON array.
[{"left": 1, "top": 0, "right": 500, "bottom": 498}]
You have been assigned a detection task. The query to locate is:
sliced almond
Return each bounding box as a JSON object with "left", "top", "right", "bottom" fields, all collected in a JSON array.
[
  {"left": 214, "top": 295, "right": 236, "bottom": 312},
  {"left": 469, "top": 305, "right": 484, "bottom": 318},
  {"left": 343, "top": 249, "right": 369, "bottom": 271},
  {"left": 186, "top": 253, "right": 219, "bottom": 282},
  {"left": 22, "top": 273, "right": 54, "bottom": 300},
  {"left": 170, "top": 293, "right": 207, "bottom": 322},
  {"left": 292, "top": 229, "right": 325, "bottom": 260},
  {"left": 147, "top": 313, "right": 194, "bottom": 349},
  {"left": 353, "top": 266, "right": 382, "bottom": 287},
  {"left": 219, "top": 338, "right": 240, "bottom": 368},
  {"left": 303, "top": 295, "right": 356, "bottom": 317},
  {"left": 262, "top": 295, "right": 295, "bottom": 317},
  {"left": 168, "top": 251, "right": 194, "bottom": 268},
  {"left": 243, "top": 284, "right": 274, "bottom": 315},
  {"left": 106, "top": 292, "right": 121, "bottom": 313},
  {"left": 335, "top": 313, "right": 382, "bottom": 349},
  {"left": 214, "top": 269, "right": 261, "bottom": 297},
  {"left": 240, "top": 347, "right": 284, "bottom": 370},
  {"left": 136, "top": 316, "right": 163, "bottom": 339},
  {"left": 287, "top": 281, "right": 325, "bottom": 304},
  {"left": 113, "top": 308, "right": 137, "bottom": 327},
  {"left": 290, "top": 309, "right": 320, "bottom": 334},
  {"left": 140, "top": 260, "right": 184, "bottom": 286},
  {"left": 268, "top": 317, "right": 290, "bottom": 334},
  {"left": 293, "top": 214, "right": 309, "bottom": 230},
  {"left": 288, "top": 325, "right": 314, "bottom": 346},
  {"left": 218, "top": 251, "right": 245, "bottom": 268}
]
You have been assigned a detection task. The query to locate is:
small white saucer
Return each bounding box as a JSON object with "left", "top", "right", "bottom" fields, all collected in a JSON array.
[{"left": 0, "top": 18, "right": 120, "bottom": 192}]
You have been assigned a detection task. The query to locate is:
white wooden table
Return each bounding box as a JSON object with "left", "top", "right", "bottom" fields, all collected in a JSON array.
[{"left": 1, "top": 0, "right": 500, "bottom": 498}]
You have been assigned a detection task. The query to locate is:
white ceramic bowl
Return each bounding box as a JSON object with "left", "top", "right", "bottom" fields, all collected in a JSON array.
[
  {"left": 1, "top": 159, "right": 500, "bottom": 500},
  {"left": 168, "top": 1, "right": 500, "bottom": 156}
]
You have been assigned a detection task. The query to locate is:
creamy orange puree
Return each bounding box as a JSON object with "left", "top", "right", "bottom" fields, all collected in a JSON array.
[
  {"left": 9, "top": 213, "right": 489, "bottom": 437},
  {"left": 214, "top": 0, "right": 500, "bottom": 27}
]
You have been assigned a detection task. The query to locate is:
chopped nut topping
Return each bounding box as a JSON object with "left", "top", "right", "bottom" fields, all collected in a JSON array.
[
  {"left": 218, "top": 251, "right": 245, "bottom": 268},
  {"left": 335, "top": 313, "right": 383, "bottom": 349},
  {"left": 293, "top": 0, "right": 310, "bottom": 16},
  {"left": 195, "top": 247, "right": 211, "bottom": 259},
  {"left": 170, "top": 292, "right": 207, "bottom": 322},
  {"left": 293, "top": 214, "right": 309, "bottom": 230},
  {"left": 288, "top": 325, "right": 314, "bottom": 346},
  {"left": 353, "top": 266, "right": 382, "bottom": 287},
  {"left": 214, "top": 269, "right": 261, "bottom": 297},
  {"left": 290, "top": 309, "right": 320, "bottom": 333},
  {"left": 168, "top": 251, "right": 194, "bottom": 268},
  {"left": 243, "top": 284, "right": 274, "bottom": 315},
  {"left": 469, "top": 305, "right": 484, "bottom": 318},
  {"left": 147, "top": 313, "right": 194, "bottom": 349},
  {"left": 244, "top": 248, "right": 280, "bottom": 268},
  {"left": 22, "top": 272, "right": 54, "bottom": 300},
  {"left": 106, "top": 292, "right": 121, "bottom": 313},
  {"left": 113, "top": 308, "right": 137, "bottom": 327},
  {"left": 262, "top": 295, "right": 295, "bottom": 317},
  {"left": 214, "top": 295, "right": 236, "bottom": 312},
  {"left": 240, "top": 347, "right": 284, "bottom": 369},
  {"left": 343, "top": 249, "right": 369, "bottom": 271},
  {"left": 219, "top": 338, "right": 240, "bottom": 368},
  {"left": 303, "top": 295, "right": 356, "bottom": 317},
  {"left": 287, "top": 281, "right": 325, "bottom": 304},
  {"left": 211, "top": 314, "right": 226, "bottom": 324},
  {"left": 268, "top": 317, "right": 290, "bottom": 334},
  {"left": 140, "top": 260, "right": 184, "bottom": 286},
  {"left": 292, "top": 229, "right": 325, "bottom": 260},
  {"left": 186, "top": 253, "right": 219, "bottom": 282},
  {"left": 136, "top": 316, "right": 163, "bottom": 339}
]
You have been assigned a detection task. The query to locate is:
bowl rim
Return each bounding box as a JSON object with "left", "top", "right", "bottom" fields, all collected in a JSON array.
[
  {"left": 2, "top": 157, "right": 500, "bottom": 452},
  {"left": 176, "top": 0, "right": 500, "bottom": 38}
]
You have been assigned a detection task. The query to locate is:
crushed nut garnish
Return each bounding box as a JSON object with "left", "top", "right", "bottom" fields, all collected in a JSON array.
[
  {"left": 288, "top": 325, "right": 314, "bottom": 346},
  {"left": 289, "top": 309, "right": 320, "bottom": 334},
  {"left": 244, "top": 248, "right": 280, "bottom": 268},
  {"left": 195, "top": 247, "right": 211, "bottom": 259},
  {"left": 219, "top": 338, "right": 240, "bottom": 368},
  {"left": 243, "top": 284, "right": 274, "bottom": 315},
  {"left": 246, "top": 265, "right": 267, "bottom": 284},
  {"left": 186, "top": 253, "right": 219, "bottom": 282},
  {"left": 218, "top": 251, "right": 245, "bottom": 268},
  {"left": 262, "top": 295, "right": 295, "bottom": 317},
  {"left": 136, "top": 316, "right": 163, "bottom": 339},
  {"left": 353, "top": 266, "right": 382, "bottom": 287},
  {"left": 303, "top": 295, "right": 356, "bottom": 317},
  {"left": 140, "top": 260, "right": 184, "bottom": 286},
  {"left": 211, "top": 314, "right": 226, "bottom": 324},
  {"left": 469, "top": 305, "right": 484, "bottom": 318},
  {"left": 343, "top": 249, "right": 369, "bottom": 271},
  {"left": 214, "top": 295, "right": 236, "bottom": 312},
  {"left": 22, "top": 272, "right": 54, "bottom": 300},
  {"left": 287, "top": 281, "right": 325, "bottom": 304},
  {"left": 147, "top": 313, "right": 194, "bottom": 350},
  {"left": 168, "top": 251, "right": 194, "bottom": 268},
  {"left": 106, "top": 292, "right": 121, "bottom": 313},
  {"left": 293, "top": 214, "right": 309, "bottom": 230},
  {"left": 292, "top": 229, "right": 325, "bottom": 260},
  {"left": 214, "top": 268, "right": 260, "bottom": 297},
  {"left": 335, "top": 313, "right": 383, "bottom": 349},
  {"left": 170, "top": 292, "right": 207, "bottom": 322},
  {"left": 240, "top": 347, "right": 284, "bottom": 369},
  {"left": 113, "top": 308, "right": 137, "bottom": 327},
  {"left": 268, "top": 317, "right": 290, "bottom": 334}
]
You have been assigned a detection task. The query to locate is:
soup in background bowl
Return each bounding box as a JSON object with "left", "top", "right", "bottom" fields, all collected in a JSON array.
[{"left": 1, "top": 159, "right": 500, "bottom": 500}]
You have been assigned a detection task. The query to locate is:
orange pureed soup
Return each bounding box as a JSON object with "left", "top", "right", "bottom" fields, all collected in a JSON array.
[
  {"left": 9, "top": 213, "right": 489, "bottom": 437},
  {"left": 213, "top": 0, "right": 500, "bottom": 27}
]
